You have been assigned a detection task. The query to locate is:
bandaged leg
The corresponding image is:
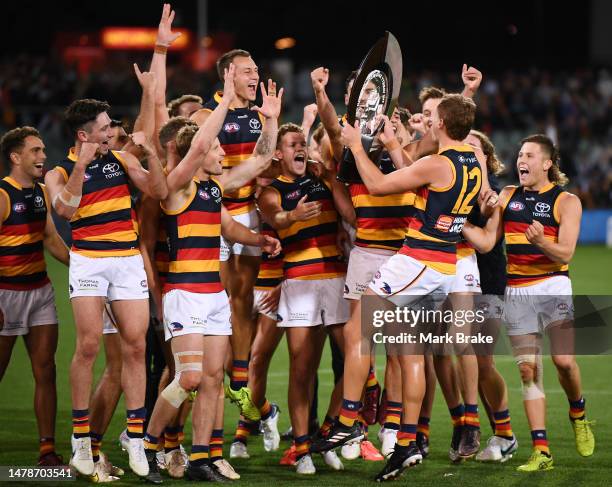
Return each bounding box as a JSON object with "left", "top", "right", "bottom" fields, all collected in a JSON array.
[{"left": 161, "top": 351, "right": 203, "bottom": 408}]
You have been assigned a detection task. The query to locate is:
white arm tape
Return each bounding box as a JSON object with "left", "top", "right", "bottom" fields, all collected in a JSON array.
[{"left": 52, "top": 190, "right": 81, "bottom": 209}]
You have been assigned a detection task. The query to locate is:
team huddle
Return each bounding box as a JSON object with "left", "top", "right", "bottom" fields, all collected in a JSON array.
[{"left": 0, "top": 3, "right": 596, "bottom": 483}]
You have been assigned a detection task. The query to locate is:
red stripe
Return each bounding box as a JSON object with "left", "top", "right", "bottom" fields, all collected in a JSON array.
[
  {"left": 176, "top": 247, "right": 219, "bottom": 261},
  {"left": 507, "top": 253, "right": 554, "bottom": 265},
  {"left": 285, "top": 261, "right": 346, "bottom": 279},
  {"left": 357, "top": 216, "right": 412, "bottom": 230},
  {"left": 0, "top": 221, "right": 45, "bottom": 236},
  {"left": 533, "top": 439, "right": 549, "bottom": 446},
  {"left": 72, "top": 219, "right": 135, "bottom": 240},
  {"left": 507, "top": 276, "right": 548, "bottom": 285},
  {"left": 285, "top": 233, "right": 337, "bottom": 253},
  {"left": 457, "top": 241, "right": 473, "bottom": 250},
  {"left": 505, "top": 220, "right": 558, "bottom": 236},
  {"left": 349, "top": 183, "right": 370, "bottom": 197},
  {"left": 399, "top": 246, "right": 456, "bottom": 264},
  {"left": 164, "top": 282, "right": 223, "bottom": 294},
  {"left": 80, "top": 184, "right": 130, "bottom": 207},
  {"left": 221, "top": 142, "right": 256, "bottom": 157},
  {"left": 177, "top": 210, "right": 221, "bottom": 226},
  {"left": 0, "top": 251, "right": 44, "bottom": 267}
]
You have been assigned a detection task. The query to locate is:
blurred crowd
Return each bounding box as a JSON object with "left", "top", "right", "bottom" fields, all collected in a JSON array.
[{"left": 1, "top": 54, "right": 610, "bottom": 208}]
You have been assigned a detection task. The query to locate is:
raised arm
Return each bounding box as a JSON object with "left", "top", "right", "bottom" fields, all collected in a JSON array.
[
  {"left": 311, "top": 67, "right": 344, "bottom": 162},
  {"left": 525, "top": 192, "right": 582, "bottom": 264},
  {"left": 221, "top": 205, "right": 281, "bottom": 255},
  {"left": 122, "top": 64, "right": 158, "bottom": 159},
  {"left": 45, "top": 142, "right": 99, "bottom": 220},
  {"left": 167, "top": 64, "right": 236, "bottom": 193},
  {"left": 118, "top": 132, "right": 167, "bottom": 200},
  {"left": 460, "top": 64, "right": 482, "bottom": 99},
  {"left": 150, "top": 4, "right": 182, "bottom": 128},
  {"left": 342, "top": 121, "right": 436, "bottom": 196},
  {"left": 220, "top": 78, "right": 282, "bottom": 193},
  {"left": 301, "top": 103, "right": 318, "bottom": 141}
]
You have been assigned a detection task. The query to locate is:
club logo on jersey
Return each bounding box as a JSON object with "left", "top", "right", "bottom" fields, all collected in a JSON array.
[
  {"left": 249, "top": 118, "right": 262, "bottom": 130},
  {"left": 13, "top": 202, "right": 26, "bottom": 213},
  {"left": 509, "top": 201, "right": 525, "bottom": 211},
  {"left": 224, "top": 122, "right": 240, "bottom": 133},
  {"left": 380, "top": 282, "right": 392, "bottom": 295},
  {"left": 198, "top": 189, "right": 210, "bottom": 200},
  {"left": 33, "top": 195, "right": 45, "bottom": 209},
  {"left": 171, "top": 322, "right": 183, "bottom": 331},
  {"left": 286, "top": 189, "right": 301, "bottom": 200},
  {"left": 344, "top": 284, "right": 349, "bottom": 295},
  {"left": 434, "top": 215, "right": 454, "bottom": 232}
]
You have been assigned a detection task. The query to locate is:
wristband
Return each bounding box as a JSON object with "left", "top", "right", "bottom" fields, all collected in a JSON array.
[
  {"left": 154, "top": 44, "right": 168, "bottom": 55},
  {"left": 53, "top": 190, "right": 81, "bottom": 209}
]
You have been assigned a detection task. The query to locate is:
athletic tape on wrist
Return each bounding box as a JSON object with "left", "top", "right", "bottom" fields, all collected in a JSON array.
[{"left": 52, "top": 190, "right": 81, "bottom": 209}]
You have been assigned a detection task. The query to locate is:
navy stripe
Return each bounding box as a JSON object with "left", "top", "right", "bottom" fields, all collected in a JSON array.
[
  {"left": 71, "top": 208, "right": 133, "bottom": 230},
  {"left": 355, "top": 205, "right": 414, "bottom": 219},
  {"left": 0, "top": 241, "right": 44, "bottom": 256},
  {"left": 166, "top": 271, "right": 221, "bottom": 284},
  {"left": 355, "top": 237, "right": 403, "bottom": 249},
  {"left": 403, "top": 236, "right": 456, "bottom": 252},
  {"left": 0, "top": 271, "right": 47, "bottom": 284},
  {"left": 505, "top": 243, "right": 543, "bottom": 255},
  {"left": 282, "top": 222, "right": 338, "bottom": 247},
  {"left": 284, "top": 255, "right": 344, "bottom": 270},
  {"left": 73, "top": 239, "right": 138, "bottom": 251}
]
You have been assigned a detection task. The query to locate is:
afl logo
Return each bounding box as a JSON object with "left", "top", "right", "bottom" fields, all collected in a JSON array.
[
  {"left": 509, "top": 201, "right": 525, "bottom": 211},
  {"left": 198, "top": 189, "right": 210, "bottom": 200},
  {"left": 13, "top": 202, "right": 26, "bottom": 212},
  {"left": 535, "top": 202, "right": 550, "bottom": 213},
  {"left": 83, "top": 173, "right": 92, "bottom": 181},
  {"left": 249, "top": 118, "right": 261, "bottom": 130},
  {"left": 34, "top": 195, "right": 44, "bottom": 208},
  {"left": 103, "top": 162, "right": 120, "bottom": 174},
  {"left": 224, "top": 122, "right": 240, "bottom": 133},
  {"left": 210, "top": 186, "right": 221, "bottom": 198},
  {"left": 286, "top": 189, "right": 301, "bottom": 200}
]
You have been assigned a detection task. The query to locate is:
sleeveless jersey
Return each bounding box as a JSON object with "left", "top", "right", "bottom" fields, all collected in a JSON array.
[
  {"left": 54, "top": 149, "right": 139, "bottom": 258},
  {"left": 0, "top": 177, "right": 49, "bottom": 290},
  {"left": 268, "top": 175, "right": 346, "bottom": 280},
  {"left": 254, "top": 222, "right": 283, "bottom": 291},
  {"left": 401, "top": 144, "right": 482, "bottom": 274},
  {"left": 202, "top": 91, "right": 264, "bottom": 216},
  {"left": 349, "top": 155, "right": 415, "bottom": 251},
  {"left": 163, "top": 178, "right": 224, "bottom": 294},
  {"left": 503, "top": 182, "right": 568, "bottom": 286}
]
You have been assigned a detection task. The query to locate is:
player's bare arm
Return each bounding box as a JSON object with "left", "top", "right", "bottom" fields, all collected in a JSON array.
[
  {"left": 221, "top": 205, "right": 281, "bottom": 255},
  {"left": 525, "top": 192, "right": 582, "bottom": 264},
  {"left": 220, "top": 78, "right": 282, "bottom": 193},
  {"left": 311, "top": 67, "right": 344, "bottom": 162},
  {"left": 258, "top": 189, "right": 321, "bottom": 230},
  {"left": 45, "top": 141, "right": 98, "bottom": 220}
]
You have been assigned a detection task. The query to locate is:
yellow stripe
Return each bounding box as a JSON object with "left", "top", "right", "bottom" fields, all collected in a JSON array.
[
  {"left": 0, "top": 188, "right": 10, "bottom": 222},
  {"left": 507, "top": 262, "right": 568, "bottom": 275},
  {"left": 73, "top": 248, "right": 140, "bottom": 258},
  {"left": 285, "top": 244, "right": 340, "bottom": 262},
  {"left": 223, "top": 154, "right": 252, "bottom": 167},
  {"left": 177, "top": 223, "right": 221, "bottom": 238},
  {"left": 74, "top": 196, "right": 132, "bottom": 220},
  {"left": 227, "top": 202, "right": 255, "bottom": 216},
  {"left": 0, "top": 234, "right": 44, "bottom": 246},
  {"left": 169, "top": 259, "right": 219, "bottom": 273},
  {"left": 352, "top": 192, "right": 415, "bottom": 208},
  {"left": 80, "top": 229, "right": 137, "bottom": 242},
  {"left": 413, "top": 194, "right": 427, "bottom": 210},
  {"left": 277, "top": 211, "right": 337, "bottom": 239},
  {"left": 55, "top": 166, "right": 69, "bottom": 183},
  {"left": 406, "top": 227, "right": 447, "bottom": 243},
  {"left": 428, "top": 155, "right": 456, "bottom": 192},
  {"left": 225, "top": 184, "right": 254, "bottom": 200},
  {"left": 457, "top": 246, "right": 476, "bottom": 259},
  {"left": 424, "top": 260, "right": 455, "bottom": 275},
  {"left": 0, "top": 260, "right": 46, "bottom": 276},
  {"left": 505, "top": 233, "right": 557, "bottom": 245},
  {"left": 356, "top": 227, "right": 405, "bottom": 240},
  {"left": 293, "top": 272, "right": 344, "bottom": 281}
]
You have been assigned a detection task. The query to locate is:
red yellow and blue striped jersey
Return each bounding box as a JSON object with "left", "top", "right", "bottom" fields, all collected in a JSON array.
[
  {"left": 254, "top": 222, "right": 283, "bottom": 290},
  {"left": 503, "top": 182, "right": 568, "bottom": 287},
  {"left": 401, "top": 145, "right": 482, "bottom": 274},
  {"left": 202, "top": 91, "right": 264, "bottom": 216},
  {"left": 162, "top": 177, "right": 224, "bottom": 294},
  {"left": 0, "top": 177, "right": 50, "bottom": 290},
  {"left": 54, "top": 149, "right": 139, "bottom": 258},
  {"left": 349, "top": 155, "right": 415, "bottom": 251},
  {"left": 268, "top": 175, "right": 346, "bottom": 280}
]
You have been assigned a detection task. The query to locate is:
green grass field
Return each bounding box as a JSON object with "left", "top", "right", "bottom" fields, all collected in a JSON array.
[{"left": 1, "top": 245, "right": 611, "bottom": 486}]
